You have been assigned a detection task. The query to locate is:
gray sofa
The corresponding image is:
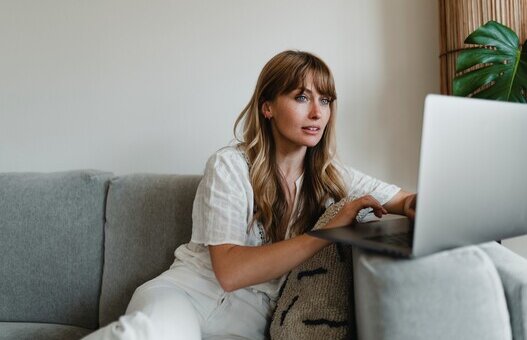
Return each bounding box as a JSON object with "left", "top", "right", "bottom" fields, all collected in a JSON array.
[{"left": 1, "top": 169, "right": 526, "bottom": 340}]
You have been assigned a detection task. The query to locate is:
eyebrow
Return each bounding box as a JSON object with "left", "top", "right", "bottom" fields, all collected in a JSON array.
[{"left": 297, "top": 88, "right": 331, "bottom": 98}]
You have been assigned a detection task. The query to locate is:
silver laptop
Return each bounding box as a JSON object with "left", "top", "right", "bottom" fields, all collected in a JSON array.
[{"left": 308, "top": 94, "right": 527, "bottom": 258}]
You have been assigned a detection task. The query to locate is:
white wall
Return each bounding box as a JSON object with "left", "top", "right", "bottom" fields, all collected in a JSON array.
[
  {"left": 0, "top": 0, "right": 436, "bottom": 186},
  {"left": 1, "top": 0, "right": 525, "bottom": 258}
]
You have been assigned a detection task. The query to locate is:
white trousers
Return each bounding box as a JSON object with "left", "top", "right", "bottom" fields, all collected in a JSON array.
[{"left": 82, "top": 262, "right": 272, "bottom": 340}]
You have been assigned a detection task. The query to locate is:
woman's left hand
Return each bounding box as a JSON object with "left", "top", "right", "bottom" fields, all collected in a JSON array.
[{"left": 403, "top": 194, "right": 417, "bottom": 220}]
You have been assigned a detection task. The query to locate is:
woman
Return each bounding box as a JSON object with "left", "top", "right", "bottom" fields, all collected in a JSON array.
[{"left": 84, "top": 50, "right": 416, "bottom": 340}]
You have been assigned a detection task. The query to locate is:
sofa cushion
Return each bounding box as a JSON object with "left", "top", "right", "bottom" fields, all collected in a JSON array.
[
  {"left": 480, "top": 242, "right": 527, "bottom": 340},
  {"left": 0, "top": 322, "right": 91, "bottom": 340},
  {"left": 99, "top": 174, "right": 201, "bottom": 327},
  {"left": 0, "top": 170, "right": 113, "bottom": 330},
  {"left": 353, "top": 245, "right": 512, "bottom": 340}
]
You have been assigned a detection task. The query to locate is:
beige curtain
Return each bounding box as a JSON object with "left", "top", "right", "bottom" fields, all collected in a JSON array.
[{"left": 438, "top": 0, "right": 527, "bottom": 94}]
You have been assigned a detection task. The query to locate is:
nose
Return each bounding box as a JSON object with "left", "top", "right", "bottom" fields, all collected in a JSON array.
[{"left": 309, "top": 102, "right": 322, "bottom": 119}]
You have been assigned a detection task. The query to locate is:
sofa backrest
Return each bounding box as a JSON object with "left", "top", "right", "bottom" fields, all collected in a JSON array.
[
  {"left": 98, "top": 174, "right": 201, "bottom": 327},
  {"left": 0, "top": 170, "right": 113, "bottom": 330}
]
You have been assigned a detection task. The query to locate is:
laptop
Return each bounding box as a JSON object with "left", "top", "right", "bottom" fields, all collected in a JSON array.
[{"left": 308, "top": 94, "right": 527, "bottom": 258}]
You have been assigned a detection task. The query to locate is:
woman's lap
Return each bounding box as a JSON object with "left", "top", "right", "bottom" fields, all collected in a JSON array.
[
  {"left": 201, "top": 287, "right": 272, "bottom": 340},
  {"left": 159, "top": 262, "right": 272, "bottom": 339},
  {"left": 83, "top": 262, "right": 271, "bottom": 340}
]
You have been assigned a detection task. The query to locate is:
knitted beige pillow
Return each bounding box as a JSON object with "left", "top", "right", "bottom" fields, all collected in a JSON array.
[{"left": 269, "top": 198, "right": 356, "bottom": 340}]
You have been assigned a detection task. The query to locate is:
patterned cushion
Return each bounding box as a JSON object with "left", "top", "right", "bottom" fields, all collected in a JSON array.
[{"left": 269, "top": 198, "right": 356, "bottom": 339}]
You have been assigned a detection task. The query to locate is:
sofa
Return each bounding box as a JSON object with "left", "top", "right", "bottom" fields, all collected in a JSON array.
[{"left": 1, "top": 169, "right": 526, "bottom": 340}]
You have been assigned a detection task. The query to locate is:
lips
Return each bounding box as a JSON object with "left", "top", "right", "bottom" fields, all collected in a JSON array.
[{"left": 302, "top": 126, "right": 321, "bottom": 135}]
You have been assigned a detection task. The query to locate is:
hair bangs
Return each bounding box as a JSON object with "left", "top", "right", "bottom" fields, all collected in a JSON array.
[
  {"left": 280, "top": 58, "right": 337, "bottom": 102},
  {"left": 308, "top": 64, "right": 337, "bottom": 101}
]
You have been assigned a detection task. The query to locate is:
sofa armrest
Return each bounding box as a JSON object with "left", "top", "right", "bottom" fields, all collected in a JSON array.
[
  {"left": 352, "top": 245, "right": 512, "bottom": 340},
  {"left": 480, "top": 242, "right": 527, "bottom": 340}
]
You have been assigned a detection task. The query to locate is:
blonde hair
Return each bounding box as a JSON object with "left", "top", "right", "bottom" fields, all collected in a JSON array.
[{"left": 234, "top": 50, "right": 347, "bottom": 242}]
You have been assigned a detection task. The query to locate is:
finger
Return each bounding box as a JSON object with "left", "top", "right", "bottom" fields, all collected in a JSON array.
[
  {"left": 362, "top": 196, "right": 385, "bottom": 213},
  {"left": 410, "top": 194, "right": 417, "bottom": 208},
  {"left": 373, "top": 208, "right": 386, "bottom": 218},
  {"left": 407, "top": 209, "right": 416, "bottom": 220},
  {"left": 375, "top": 207, "right": 388, "bottom": 215},
  {"left": 362, "top": 202, "right": 387, "bottom": 219},
  {"left": 373, "top": 206, "right": 388, "bottom": 216}
]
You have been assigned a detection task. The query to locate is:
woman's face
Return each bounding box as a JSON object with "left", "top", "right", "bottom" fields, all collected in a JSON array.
[{"left": 264, "top": 74, "right": 332, "bottom": 150}]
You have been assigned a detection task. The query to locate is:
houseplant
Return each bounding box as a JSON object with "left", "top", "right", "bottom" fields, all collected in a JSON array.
[{"left": 453, "top": 20, "right": 527, "bottom": 102}]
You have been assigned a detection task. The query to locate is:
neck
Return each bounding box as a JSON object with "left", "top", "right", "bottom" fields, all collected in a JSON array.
[
  {"left": 270, "top": 122, "right": 307, "bottom": 181},
  {"left": 274, "top": 144, "right": 306, "bottom": 182}
]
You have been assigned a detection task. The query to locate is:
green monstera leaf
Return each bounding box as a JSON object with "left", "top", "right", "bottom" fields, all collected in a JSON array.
[{"left": 453, "top": 20, "right": 527, "bottom": 103}]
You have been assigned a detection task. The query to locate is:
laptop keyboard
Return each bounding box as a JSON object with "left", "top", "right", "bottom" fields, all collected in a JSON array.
[{"left": 364, "top": 232, "right": 413, "bottom": 247}]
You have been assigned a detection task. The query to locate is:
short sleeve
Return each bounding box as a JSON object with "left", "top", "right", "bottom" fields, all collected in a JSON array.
[
  {"left": 337, "top": 163, "right": 401, "bottom": 221},
  {"left": 190, "top": 151, "right": 250, "bottom": 246}
]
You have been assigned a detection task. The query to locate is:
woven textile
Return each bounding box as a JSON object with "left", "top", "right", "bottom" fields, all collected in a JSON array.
[{"left": 269, "top": 199, "right": 356, "bottom": 339}]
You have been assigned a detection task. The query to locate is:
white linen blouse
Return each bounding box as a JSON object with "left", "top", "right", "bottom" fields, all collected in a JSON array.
[{"left": 174, "top": 144, "right": 401, "bottom": 301}]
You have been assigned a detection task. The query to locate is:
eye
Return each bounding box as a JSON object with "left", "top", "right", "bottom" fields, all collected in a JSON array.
[
  {"left": 320, "top": 97, "right": 331, "bottom": 105},
  {"left": 295, "top": 95, "right": 308, "bottom": 102}
]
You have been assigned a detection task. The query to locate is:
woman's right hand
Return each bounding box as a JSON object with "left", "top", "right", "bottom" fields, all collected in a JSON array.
[{"left": 323, "top": 195, "right": 388, "bottom": 230}]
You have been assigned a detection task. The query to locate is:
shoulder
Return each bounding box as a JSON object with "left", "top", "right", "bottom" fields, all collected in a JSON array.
[
  {"left": 202, "top": 143, "right": 250, "bottom": 186},
  {"left": 332, "top": 159, "right": 358, "bottom": 186},
  {"left": 331, "top": 159, "right": 388, "bottom": 193},
  {"left": 205, "top": 144, "right": 248, "bottom": 169}
]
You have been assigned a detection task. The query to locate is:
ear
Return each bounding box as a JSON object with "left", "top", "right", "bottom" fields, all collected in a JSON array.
[{"left": 261, "top": 101, "right": 273, "bottom": 119}]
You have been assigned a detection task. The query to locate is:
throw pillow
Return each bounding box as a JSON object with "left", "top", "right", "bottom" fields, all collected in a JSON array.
[{"left": 268, "top": 198, "right": 357, "bottom": 340}]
